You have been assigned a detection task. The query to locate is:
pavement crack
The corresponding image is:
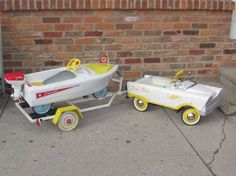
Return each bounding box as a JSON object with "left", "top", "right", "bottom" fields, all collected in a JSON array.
[
  {"left": 207, "top": 115, "right": 227, "bottom": 168},
  {"left": 162, "top": 108, "right": 217, "bottom": 176}
]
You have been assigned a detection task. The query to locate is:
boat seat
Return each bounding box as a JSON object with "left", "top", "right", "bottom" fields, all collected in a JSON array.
[
  {"left": 43, "top": 70, "right": 76, "bottom": 85},
  {"left": 84, "top": 64, "right": 113, "bottom": 75}
]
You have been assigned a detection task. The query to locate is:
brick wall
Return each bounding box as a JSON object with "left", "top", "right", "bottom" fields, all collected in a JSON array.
[{"left": 1, "top": 0, "right": 236, "bottom": 81}]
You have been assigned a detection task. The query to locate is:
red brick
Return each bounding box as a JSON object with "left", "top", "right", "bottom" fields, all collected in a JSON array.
[
  {"left": 135, "top": 51, "right": 152, "bottom": 57},
  {"left": 1, "top": 18, "right": 20, "bottom": 24},
  {"left": 22, "top": 32, "right": 43, "bottom": 38},
  {"left": 55, "top": 39, "right": 73, "bottom": 44},
  {"left": 125, "top": 58, "right": 141, "bottom": 64},
  {"left": 65, "top": 32, "right": 83, "bottom": 37},
  {"left": 74, "top": 24, "right": 93, "bottom": 30},
  {"left": 223, "top": 50, "right": 236, "bottom": 54},
  {"left": 85, "top": 0, "right": 91, "bottom": 9},
  {"left": 117, "top": 51, "right": 133, "bottom": 57},
  {"left": 154, "top": 23, "right": 172, "bottom": 30},
  {"left": 215, "top": 56, "right": 232, "bottom": 61},
  {"left": 200, "top": 29, "right": 217, "bottom": 36},
  {"left": 95, "top": 23, "right": 114, "bottom": 30},
  {"left": 85, "top": 45, "right": 103, "bottom": 51},
  {"left": 75, "top": 38, "right": 95, "bottom": 44},
  {"left": 15, "top": 39, "right": 33, "bottom": 45},
  {"left": 134, "top": 23, "right": 153, "bottom": 29},
  {"left": 33, "top": 24, "right": 53, "bottom": 31},
  {"left": 199, "top": 43, "right": 216, "bottom": 48},
  {"left": 198, "top": 69, "right": 213, "bottom": 75},
  {"left": 35, "top": 39, "right": 53, "bottom": 45},
  {"left": 123, "top": 31, "right": 141, "bottom": 36},
  {"left": 192, "top": 23, "right": 208, "bottom": 29},
  {"left": 174, "top": 23, "right": 191, "bottom": 29},
  {"left": 116, "top": 23, "right": 133, "bottom": 29},
  {"left": 85, "top": 31, "right": 103, "bottom": 36},
  {"left": 4, "top": 61, "right": 22, "bottom": 68},
  {"left": 44, "top": 60, "right": 63, "bottom": 66},
  {"left": 55, "top": 53, "right": 74, "bottom": 59},
  {"left": 20, "top": 17, "right": 41, "bottom": 24},
  {"left": 183, "top": 30, "right": 199, "bottom": 35},
  {"left": 189, "top": 50, "right": 205, "bottom": 55},
  {"left": 44, "top": 46, "right": 63, "bottom": 52},
  {"left": 3, "top": 54, "right": 12, "bottom": 60},
  {"left": 36, "top": 0, "right": 42, "bottom": 9},
  {"left": 21, "top": 46, "right": 42, "bottom": 52},
  {"left": 44, "top": 32, "right": 62, "bottom": 37},
  {"left": 144, "top": 58, "right": 160, "bottom": 63},
  {"left": 50, "top": 0, "right": 56, "bottom": 9},
  {"left": 188, "top": 63, "right": 204, "bottom": 69},
  {"left": 105, "top": 45, "right": 122, "bottom": 51},
  {"left": 163, "top": 30, "right": 181, "bottom": 35},
  {"left": 104, "top": 31, "right": 124, "bottom": 36},
  {"left": 63, "top": 17, "right": 81, "bottom": 23},
  {"left": 123, "top": 44, "right": 142, "bottom": 50},
  {"left": 84, "top": 17, "right": 103, "bottom": 23},
  {"left": 42, "top": 17, "right": 61, "bottom": 23},
  {"left": 169, "top": 63, "right": 186, "bottom": 69},
  {"left": 66, "top": 46, "right": 82, "bottom": 51},
  {"left": 144, "top": 30, "right": 161, "bottom": 36},
  {"left": 0, "top": 1, "right": 5, "bottom": 10},
  {"left": 55, "top": 24, "right": 73, "bottom": 30},
  {"left": 123, "top": 72, "right": 141, "bottom": 79}
]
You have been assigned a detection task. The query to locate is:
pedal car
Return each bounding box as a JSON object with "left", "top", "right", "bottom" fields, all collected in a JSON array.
[{"left": 127, "top": 70, "right": 222, "bottom": 125}]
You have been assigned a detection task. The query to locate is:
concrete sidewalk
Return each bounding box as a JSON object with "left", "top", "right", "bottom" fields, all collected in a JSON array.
[{"left": 0, "top": 97, "right": 235, "bottom": 176}]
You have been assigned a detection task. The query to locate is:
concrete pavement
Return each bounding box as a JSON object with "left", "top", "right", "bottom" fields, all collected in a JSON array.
[{"left": 0, "top": 96, "right": 235, "bottom": 176}]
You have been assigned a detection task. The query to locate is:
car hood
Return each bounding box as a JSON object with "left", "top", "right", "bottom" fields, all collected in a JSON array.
[{"left": 186, "top": 84, "right": 222, "bottom": 98}]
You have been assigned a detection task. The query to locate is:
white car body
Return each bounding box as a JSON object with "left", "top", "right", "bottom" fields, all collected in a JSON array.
[{"left": 127, "top": 75, "right": 222, "bottom": 116}]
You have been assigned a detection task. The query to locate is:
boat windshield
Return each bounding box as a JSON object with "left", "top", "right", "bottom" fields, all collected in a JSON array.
[{"left": 43, "top": 70, "right": 76, "bottom": 85}]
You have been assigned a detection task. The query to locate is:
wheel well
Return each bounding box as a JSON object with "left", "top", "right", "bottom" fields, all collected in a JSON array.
[{"left": 178, "top": 106, "right": 194, "bottom": 113}]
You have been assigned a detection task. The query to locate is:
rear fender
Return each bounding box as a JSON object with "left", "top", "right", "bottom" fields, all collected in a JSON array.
[{"left": 52, "top": 105, "right": 83, "bottom": 125}]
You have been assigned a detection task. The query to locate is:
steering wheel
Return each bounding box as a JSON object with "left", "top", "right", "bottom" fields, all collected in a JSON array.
[
  {"left": 169, "top": 70, "right": 186, "bottom": 84},
  {"left": 174, "top": 70, "right": 185, "bottom": 80},
  {"left": 66, "top": 58, "right": 81, "bottom": 72}
]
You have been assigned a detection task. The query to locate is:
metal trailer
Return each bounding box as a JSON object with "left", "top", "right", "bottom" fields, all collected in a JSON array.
[{"left": 15, "top": 72, "right": 125, "bottom": 131}]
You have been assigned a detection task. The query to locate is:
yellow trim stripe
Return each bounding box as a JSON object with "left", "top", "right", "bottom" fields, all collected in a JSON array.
[{"left": 128, "top": 93, "right": 196, "bottom": 110}]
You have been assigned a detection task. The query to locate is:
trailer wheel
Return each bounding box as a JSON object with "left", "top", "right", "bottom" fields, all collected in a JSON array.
[
  {"left": 33, "top": 104, "right": 52, "bottom": 115},
  {"left": 58, "top": 111, "right": 79, "bottom": 131},
  {"left": 133, "top": 97, "right": 149, "bottom": 112},
  {"left": 181, "top": 108, "right": 200, "bottom": 125}
]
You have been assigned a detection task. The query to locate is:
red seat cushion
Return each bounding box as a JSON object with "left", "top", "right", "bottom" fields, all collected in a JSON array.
[{"left": 4, "top": 72, "right": 25, "bottom": 81}]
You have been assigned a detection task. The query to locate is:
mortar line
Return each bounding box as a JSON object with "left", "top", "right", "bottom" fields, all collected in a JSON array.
[{"left": 162, "top": 108, "right": 217, "bottom": 176}]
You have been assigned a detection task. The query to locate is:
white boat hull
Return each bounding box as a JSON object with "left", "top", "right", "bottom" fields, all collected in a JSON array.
[{"left": 6, "top": 64, "right": 118, "bottom": 107}]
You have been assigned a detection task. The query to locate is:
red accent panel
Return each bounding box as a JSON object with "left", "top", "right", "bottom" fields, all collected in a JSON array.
[
  {"left": 4, "top": 72, "right": 25, "bottom": 81},
  {"left": 36, "top": 87, "right": 72, "bottom": 99}
]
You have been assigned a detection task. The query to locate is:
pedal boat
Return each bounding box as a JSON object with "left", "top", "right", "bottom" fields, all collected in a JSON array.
[{"left": 5, "top": 59, "right": 118, "bottom": 110}]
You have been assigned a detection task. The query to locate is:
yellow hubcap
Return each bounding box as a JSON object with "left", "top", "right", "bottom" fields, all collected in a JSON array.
[
  {"left": 182, "top": 108, "right": 200, "bottom": 125},
  {"left": 133, "top": 97, "right": 148, "bottom": 112}
]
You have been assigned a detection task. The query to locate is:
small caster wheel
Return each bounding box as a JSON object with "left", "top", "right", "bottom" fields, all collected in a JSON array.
[
  {"left": 58, "top": 111, "right": 80, "bottom": 131},
  {"left": 181, "top": 108, "right": 200, "bottom": 125},
  {"left": 133, "top": 97, "right": 149, "bottom": 112},
  {"left": 93, "top": 87, "right": 108, "bottom": 99}
]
